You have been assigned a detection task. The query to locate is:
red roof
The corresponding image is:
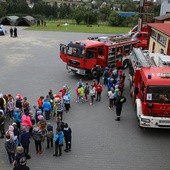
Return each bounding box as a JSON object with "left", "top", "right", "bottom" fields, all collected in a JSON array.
[
  {"left": 147, "top": 23, "right": 170, "bottom": 37},
  {"left": 141, "top": 67, "right": 170, "bottom": 86}
]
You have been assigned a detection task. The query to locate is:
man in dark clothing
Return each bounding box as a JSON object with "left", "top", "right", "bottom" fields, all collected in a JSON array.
[
  {"left": 95, "top": 65, "right": 103, "bottom": 84},
  {"left": 13, "top": 157, "right": 30, "bottom": 170},
  {"left": 10, "top": 27, "right": 13, "bottom": 37},
  {"left": 115, "top": 91, "right": 126, "bottom": 121},
  {"left": 63, "top": 123, "right": 72, "bottom": 152},
  {"left": 14, "top": 27, "right": 17, "bottom": 37}
]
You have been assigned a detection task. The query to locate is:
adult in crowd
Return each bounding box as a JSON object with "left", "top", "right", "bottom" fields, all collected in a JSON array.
[{"left": 115, "top": 91, "right": 126, "bottom": 121}]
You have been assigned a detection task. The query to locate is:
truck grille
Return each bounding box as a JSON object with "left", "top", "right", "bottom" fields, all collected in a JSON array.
[{"left": 69, "top": 60, "right": 80, "bottom": 66}]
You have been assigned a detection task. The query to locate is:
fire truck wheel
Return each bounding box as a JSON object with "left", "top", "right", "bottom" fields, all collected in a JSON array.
[
  {"left": 92, "top": 71, "right": 97, "bottom": 78},
  {"left": 123, "top": 59, "right": 129, "bottom": 69}
]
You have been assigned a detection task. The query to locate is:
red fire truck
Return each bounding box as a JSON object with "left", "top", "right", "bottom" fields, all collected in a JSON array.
[
  {"left": 129, "top": 48, "right": 170, "bottom": 128},
  {"left": 60, "top": 34, "right": 138, "bottom": 77}
]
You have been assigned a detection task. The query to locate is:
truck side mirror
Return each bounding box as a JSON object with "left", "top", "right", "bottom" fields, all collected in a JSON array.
[{"left": 134, "top": 87, "right": 139, "bottom": 95}]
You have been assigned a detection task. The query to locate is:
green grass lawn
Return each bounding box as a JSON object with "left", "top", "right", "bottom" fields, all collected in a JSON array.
[{"left": 26, "top": 21, "right": 132, "bottom": 34}]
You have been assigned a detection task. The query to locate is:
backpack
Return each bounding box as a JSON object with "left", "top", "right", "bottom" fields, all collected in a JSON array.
[
  {"left": 46, "top": 131, "right": 54, "bottom": 139},
  {"left": 84, "top": 86, "right": 89, "bottom": 94},
  {"left": 5, "top": 140, "right": 16, "bottom": 153}
]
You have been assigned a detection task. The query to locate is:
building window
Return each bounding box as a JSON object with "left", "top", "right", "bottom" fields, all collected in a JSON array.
[
  {"left": 151, "top": 30, "right": 156, "bottom": 40},
  {"left": 157, "top": 33, "right": 167, "bottom": 47}
]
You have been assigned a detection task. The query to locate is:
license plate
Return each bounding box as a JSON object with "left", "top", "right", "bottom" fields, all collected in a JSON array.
[
  {"left": 68, "top": 66, "right": 76, "bottom": 71},
  {"left": 159, "top": 120, "right": 170, "bottom": 124}
]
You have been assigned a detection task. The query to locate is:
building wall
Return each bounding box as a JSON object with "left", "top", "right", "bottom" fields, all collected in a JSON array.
[{"left": 149, "top": 28, "right": 170, "bottom": 55}]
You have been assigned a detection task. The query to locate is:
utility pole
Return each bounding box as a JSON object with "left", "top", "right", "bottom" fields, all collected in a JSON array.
[{"left": 138, "top": 0, "right": 154, "bottom": 31}]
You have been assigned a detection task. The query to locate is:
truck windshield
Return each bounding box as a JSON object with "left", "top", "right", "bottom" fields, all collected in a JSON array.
[
  {"left": 67, "top": 44, "right": 84, "bottom": 58},
  {"left": 146, "top": 86, "right": 170, "bottom": 103}
]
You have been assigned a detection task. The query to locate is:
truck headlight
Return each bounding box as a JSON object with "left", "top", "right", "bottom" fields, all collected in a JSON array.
[{"left": 141, "top": 118, "right": 150, "bottom": 123}]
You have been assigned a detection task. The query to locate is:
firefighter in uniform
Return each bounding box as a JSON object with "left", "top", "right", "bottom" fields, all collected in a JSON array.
[{"left": 115, "top": 91, "right": 126, "bottom": 121}]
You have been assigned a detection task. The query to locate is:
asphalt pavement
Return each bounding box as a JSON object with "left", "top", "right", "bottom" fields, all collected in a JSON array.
[{"left": 0, "top": 27, "right": 170, "bottom": 170}]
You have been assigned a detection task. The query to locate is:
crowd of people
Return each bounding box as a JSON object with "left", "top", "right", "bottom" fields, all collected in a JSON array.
[
  {"left": 0, "top": 86, "right": 72, "bottom": 169},
  {"left": 0, "top": 67, "right": 127, "bottom": 169},
  {"left": 75, "top": 67, "right": 126, "bottom": 121}
]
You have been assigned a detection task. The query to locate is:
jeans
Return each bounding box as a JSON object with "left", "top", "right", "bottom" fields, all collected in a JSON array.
[
  {"left": 34, "top": 140, "right": 42, "bottom": 152},
  {"left": 45, "top": 111, "right": 50, "bottom": 120},
  {"left": 54, "top": 142, "right": 62, "bottom": 156},
  {"left": 65, "top": 139, "right": 71, "bottom": 151},
  {"left": 47, "top": 138, "right": 53, "bottom": 148},
  {"left": 7, "top": 152, "right": 15, "bottom": 163}
]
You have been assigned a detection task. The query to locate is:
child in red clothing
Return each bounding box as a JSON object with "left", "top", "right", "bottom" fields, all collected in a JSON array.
[{"left": 95, "top": 83, "right": 103, "bottom": 101}]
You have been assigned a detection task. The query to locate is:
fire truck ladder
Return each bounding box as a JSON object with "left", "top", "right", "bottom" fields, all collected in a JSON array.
[{"left": 133, "top": 48, "right": 155, "bottom": 68}]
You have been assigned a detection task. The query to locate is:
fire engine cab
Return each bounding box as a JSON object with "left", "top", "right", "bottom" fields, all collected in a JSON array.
[
  {"left": 60, "top": 34, "right": 138, "bottom": 77},
  {"left": 129, "top": 48, "right": 170, "bottom": 128}
]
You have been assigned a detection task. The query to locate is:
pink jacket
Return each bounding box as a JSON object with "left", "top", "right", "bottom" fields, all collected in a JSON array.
[{"left": 21, "top": 114, "right": 32, "bottom": 127}]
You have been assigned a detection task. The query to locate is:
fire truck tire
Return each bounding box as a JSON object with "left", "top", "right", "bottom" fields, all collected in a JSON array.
[{"left": 123, "top": 59, "right": 129, "bottom": 69}]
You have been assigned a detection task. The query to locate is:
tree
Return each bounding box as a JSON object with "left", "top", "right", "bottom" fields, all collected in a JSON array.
[
  {"left": 98, "top": 6, "right": 111, "bottom": 22},
  {"left": 108, "top": 11, "right": 123, "bottom": 26},
  {"left": 0, "top": 2, "right": 7, "bottom": 17},
  {"left": 83, "top": 10, "right": 98, "bottom": 25},
  {"left": 73, "top": 9, "right": 85, "bottom": 24}
]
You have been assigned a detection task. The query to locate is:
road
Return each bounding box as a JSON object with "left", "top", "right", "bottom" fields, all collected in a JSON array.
[{"left": 0, "top": 27, "right": 170, "bottom": 170}]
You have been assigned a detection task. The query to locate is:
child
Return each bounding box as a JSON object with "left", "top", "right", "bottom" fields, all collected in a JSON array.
[
  {"left": 13, "top": 108, "right": 22, "bottom": 129},
  {"left": 57, "top": 101, "right": 64, "bottom": 121},
  {"left": 108, "top": 87, "right": 115, "bottom": 109},
  {"left": 89, "top": 85, "right": 96, "bottom": 105},
  {"left": 53, "top": 127, "right": 64, "bottom": 157},
  {"left": 53, "top": 97, "right": 61, "bottom": 117},
  {"left": 95, "top": 82, "right": 103, "bottom": 101},
  {"left": 63, "top": 123, "right": 72, "bottom": 152},
  {"left": 4, "top": 133, "right": 16, "bottom": 164},
  {"left": 63, "top": 93, "right": 70, "bottom": 112},
  {"left": 84, "top": 83, "right": 90, "bottom": 101},
  {"left": 20, "top": 126, "right": 30, "bottom": 155},
  {"left": 32, "top": 126, "right": 43, "bottom": 154},
  {"left": 46, "top": 123, "right": 54, "bottom": 149},
  {"left": 77, "top": 84, "right": 85, "bottom": 103}
]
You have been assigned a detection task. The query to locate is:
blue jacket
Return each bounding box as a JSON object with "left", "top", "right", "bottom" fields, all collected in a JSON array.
[
  {"left": 63, "top": 94, "right": 70, "bottom": 104},
  {"left": 13, "top": 111, "right": 21, "bottom": 123},
  {"left": 53, "top": 131, "right": 64, "bottom": 145},
  {"left": 42, "top": 100, "right": 52, "bottom": 111}
]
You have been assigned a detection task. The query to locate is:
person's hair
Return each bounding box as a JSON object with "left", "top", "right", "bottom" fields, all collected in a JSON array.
[
  {"left": 5, "top": 133, "right": 10, "bottom": 139},
  {"left": 64, "top": 123, "right": 68, "bottom": 128},
  {"left": 56, "top": 127, "right": 61, "bottom": 132}
]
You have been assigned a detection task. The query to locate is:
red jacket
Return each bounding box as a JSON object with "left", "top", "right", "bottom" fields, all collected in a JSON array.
[{"left": 96, "top": 84, "right": 103, "bottom": 93}]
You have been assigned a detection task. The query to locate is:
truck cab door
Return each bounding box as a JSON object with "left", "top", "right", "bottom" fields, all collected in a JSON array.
[
  {"left": 60, "top": 44, "right": 67, "bottom": 62},
  {"left": 84, "top": 48, "right": 97, "bottom": 71},
  {"left": 96, "top": 46, "right": 106, "bottom": 68}
]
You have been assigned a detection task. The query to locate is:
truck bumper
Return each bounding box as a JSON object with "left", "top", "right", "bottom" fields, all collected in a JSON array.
[
  {"left": 139, "top": 115, "right": 170, "bottom": 128},
  {"left": 67, "top": 65, "right": 86, "bottom": 75}
]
